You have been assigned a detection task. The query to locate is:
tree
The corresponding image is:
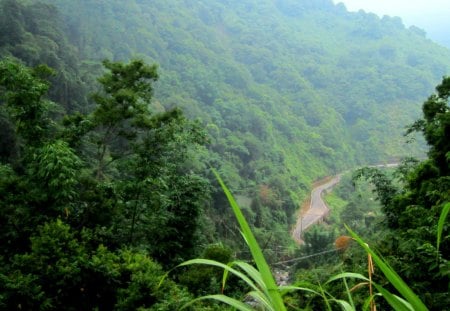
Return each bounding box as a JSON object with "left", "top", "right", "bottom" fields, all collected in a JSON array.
[
  {"left": 0, "top": 220, "right": 193, "bottom": 310},
  {"left": 0, "top": 58, "right": 210, "bottom": 308},
  {"left": 408, "top": 76, "right": 450, "bottom": 176},
  {"left": 355, "top": 77, "right": 450, "bottom": 310},
  {"left": 66, "top": 60, "right": 210, "bottom": 265},
  {"left": 0, "top": 59, "right": 54, "bottom": 147},
  {"left": 0, "top": 0, "right": 91, "bottom": 111},
  {"left": 0, "top": 0, "right": 25, "bottom": 45},
  {"left": 0, "top": 59, "right": 66, "bottom": 256}
]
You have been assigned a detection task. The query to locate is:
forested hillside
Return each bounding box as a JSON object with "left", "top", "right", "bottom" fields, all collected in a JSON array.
[
  {"left": 0, "top": 0, "right": 449, "bottom": 309},
  {"left": 36, "top": 0, "right": 450, "bottom": 183},
  {"left": 13, "top": 0, "right": 447, "bottom": 251}
]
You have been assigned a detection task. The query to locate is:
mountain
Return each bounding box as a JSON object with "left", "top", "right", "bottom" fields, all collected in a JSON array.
[
  {"left": 2, "top": 0, "right": 450, "bottom": 251},
  {"left": 38, "top": 0, "right": 450, "bottom": 172},
  {"left": 1, "top": 1, "right": 449, "bottom": 308}
]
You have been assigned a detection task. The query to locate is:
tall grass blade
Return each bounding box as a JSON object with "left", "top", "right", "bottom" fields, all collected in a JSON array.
[
  {"left": 181, "top": 294, "right": 254, "bottom": 311},
  {"left": 278, "top": 285, "right": 321, "bottom": 296},
  {"left": 175, "top": 258, "right": 259, "bottom": 293},
  {"left": 373, "top": 284, "right": 414, "bottom": 311},
  {"left": 342, "top": 274, "right": 355, "bottom": 309},
  {"left": 326, "top": 272, "right": 369, "bottom": 283},
  {"left": 437, "top": 202, "right": 450, "bottom": 258},
  {"left": 330, "top": 299, "right": 355, "bottom": 311},
  {"left": 318, "top": 284, "right": 333, "bottom": 311},
  {"left": 246, "top": 291, "right": 275, "bottom": 311},
  {"left": 213, "top": 169, "right": 286, "bottom": 311},
  {"left": 231, "top": 261, "right": 266, "bottom": 291},
  {"left": 327, "top": 272, "right": 367, "bottom": 310},
  {"left": 346, "top": 225, "right": 428, "bottom": 311},
  {"left": 362, "top": 294, "right": 377, "bottom": 311}
]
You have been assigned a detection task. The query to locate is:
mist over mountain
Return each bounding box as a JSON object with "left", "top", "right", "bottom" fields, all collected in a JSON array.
[
  {"left": 332, "top": 0, "right": 450, "bottom": 48},
  {"left": 2, "top": 0, "right": 449, "bottom": 242},
  {"left": 1, "top": 1, "right": 449, "bottom": 309},
  {"left": 422, "top": 23, "right": 450, "bottom": 48},
  {"left": 40, "top": 0, "right": 449, "bottom": 173}
]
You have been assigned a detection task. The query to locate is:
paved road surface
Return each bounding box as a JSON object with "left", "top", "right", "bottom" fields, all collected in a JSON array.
[
  {"left": 292, "top": 175, "right": 341, "bottom": 242},
  {"left": 291, "top": 163, "right": 398, "bottom": 242}
]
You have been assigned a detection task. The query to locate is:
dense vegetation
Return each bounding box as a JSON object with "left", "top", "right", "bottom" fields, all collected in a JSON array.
[
  {"left": 2, "top": 0, "right": 450, "bottom": 255},
  {"left": 0, "top": 0, "right": 449, "bottom": 309},
  {"left": 357, "top": 77, "right": 450, "bottom": 309},
  {"left": 0, "top": 57, "right": 212, "bottom": 309},
  {"left": 287, "top": 77, "right": 450, "bottom": 309}
]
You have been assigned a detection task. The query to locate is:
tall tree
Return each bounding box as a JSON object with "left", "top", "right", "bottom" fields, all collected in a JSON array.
[
  {"left": 64, "top": 60, "right": 210, "bottom": 265},
  {"left": 0, "top": 59, "right": 210, "bottom": 309},
  {"left": 355, "top": 77, "right": 450, "bottom": 310}
]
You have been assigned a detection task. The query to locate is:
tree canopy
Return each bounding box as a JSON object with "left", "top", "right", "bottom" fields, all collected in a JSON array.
[{"left": 0, "top": 58, "right": 209, "bottom": 309}]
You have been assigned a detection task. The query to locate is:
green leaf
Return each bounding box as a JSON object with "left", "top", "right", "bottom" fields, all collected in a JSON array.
[
  {"left": 231, "top": 261, "right": 265, "bottom": 292},
  {"left": 278, "top": 285, "right": 320, "bottom": 296},
  {"left": 318, "top": 283, "right": 333, "bottom": 311},
  {"left": 373, "top": 284, "right": 414, "bottom": 311},
  {"left": 325, "top": 272, "right": 369, "bottom": 284},
  {"left": 346, "top": 225, "right": 428, "bottom": 311},
  {"left": 181, "top": 294, "right": 254, "bottom": 311},
  {"left": 437, "top": 202, "right": 450, "bottom": 258},
  {"left": 362, "top": 294, "right": 377, "bottom": 311},
  {"left": 175, "top": 258, "right": 259, "bottom": 293},
  {"left": 213, "top": 169, "right": 286, "bottom": 311},
  {"left": 246, "top": 291, "right": 275, "bottom": 311},
  {"left": 330, "top": 299, "right": 355, "bottom": 311},
  {"left": 342, "top": 273, "right": 355, "bottom": 310}
]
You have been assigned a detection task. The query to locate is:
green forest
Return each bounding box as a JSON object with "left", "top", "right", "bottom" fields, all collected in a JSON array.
[{"left": 0, "top": 0, "right": 448, "bottom": 310}]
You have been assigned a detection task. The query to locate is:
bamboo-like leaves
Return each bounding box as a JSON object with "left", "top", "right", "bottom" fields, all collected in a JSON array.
[
  {"left": 229, "top": 261, "right": 266, "bottom": 292},
  {"left": 181, "top": 294, "right": 254, "bottom": 311},
  {"left": 212, "top": 169, "right": 286, "bottom": 311},
  {"left": 330, "top": 299, "right": 354, "bottom": 311},
  {"left": 175, "top": 258, "right": 260, "bottom": 293},
  {"left": 346, "top": 225, "right": 428, "bottom": 311},
  {"left": 169, "top": 171, "right": 288, "bottom": 310},
  {"left": 163, "top": 170, "right": 432, "bottom": 311},
  {"left": 326, "top": 272, "right": 369, "bottom": 284},
  {"left": 326, "top": 272, "right": 369, "bottom": 311},
  {"left": 372, "top": 285, "right": 414, "bottom": 311}
]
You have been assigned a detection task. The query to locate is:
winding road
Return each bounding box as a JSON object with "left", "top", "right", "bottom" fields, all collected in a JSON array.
[
  {"left": 292, "top": 175, "right": 341, "bottom": 242},
  {"left": 291, "top": 163, "right": 398, "bottom": 243}
]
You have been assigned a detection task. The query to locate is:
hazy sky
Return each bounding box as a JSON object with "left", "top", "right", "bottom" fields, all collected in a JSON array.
[{"left": 332, "top": 0, "right": 450, "bottom": 47}]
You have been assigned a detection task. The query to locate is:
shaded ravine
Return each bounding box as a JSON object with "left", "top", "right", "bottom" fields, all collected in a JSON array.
[{"left": 292, "top": 175, "right": 341, "bottom": 243}]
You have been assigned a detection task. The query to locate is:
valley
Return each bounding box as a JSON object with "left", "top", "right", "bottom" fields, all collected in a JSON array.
[{"left": 0, "top": 0, "right": 448, "bottom": 309}]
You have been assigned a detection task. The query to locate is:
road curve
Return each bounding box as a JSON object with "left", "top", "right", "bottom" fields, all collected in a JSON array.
[
  {"left": 292, "top": 175, "right": 341, "bottom": 242},
  {"left": 291, "top": 163, "right": 399, "bottom": 243}
]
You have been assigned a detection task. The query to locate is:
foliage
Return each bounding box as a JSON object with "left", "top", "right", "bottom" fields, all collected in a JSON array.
[
  {"left": 0, "top": 58, "right": 54, "bottom": 146},
  {"left": 0, "top": 220, "right": 192, "bottom": 310},
  {"left": 353, "top": 77, "right": 450, "bottom": 309},
  {"left": 213, "top": 169, "right": 286, "bottom": 310},
  {"left": 346, "top": 225, "right": 428, "bottom": 311},
  {"left": 178, "top": 243, "right": 233, "bottom": 296},
  {"left": 293, "top": 74, "right": 450, "bottom": 307},
  {"left": 175, "top": 171, "right": 295, "bottom": 310},
  {"left": 293, "top": 224, "right": 337, "bottom": 270},
  {"left": 0, "top": 58, "right": 209, "bottom": 309},
  {"left": 437, "top": 202, "right": 450, "bottom": 256},
  {"left": 0, "top": 0, "right": 91, "bottom": 111},
  {"left": 28, "top": 0, "right": 450, "bottom": 258},
  {"left": 0, "top": 0, "right": 449, "bottom": 309},
  {"left": 179, "top": 171, "right": 430, "bottom": 311}
]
